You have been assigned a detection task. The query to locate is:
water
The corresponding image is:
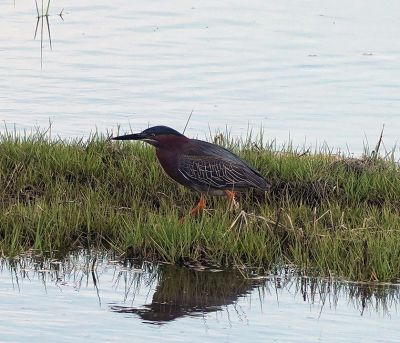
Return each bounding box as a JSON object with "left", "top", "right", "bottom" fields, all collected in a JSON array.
[
  {"left": 0, "top": 252, "right": 399, "bottom": 342},
  {"left": 1, "top": 0, "right": 400, "bottom": 155}
]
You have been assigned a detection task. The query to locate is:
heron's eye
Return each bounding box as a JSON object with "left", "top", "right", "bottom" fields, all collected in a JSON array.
[{"left": 150, "top": 133, "right": 156, "bottom": 137}]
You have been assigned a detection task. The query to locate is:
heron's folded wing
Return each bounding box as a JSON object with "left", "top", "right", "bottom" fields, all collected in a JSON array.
[{"left": 178, "top": 156, "right": 261, "bottom": 189}]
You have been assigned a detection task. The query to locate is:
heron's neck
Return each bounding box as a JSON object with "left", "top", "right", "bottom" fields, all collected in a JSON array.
[
  {"left": 154, "top": 135, "right": 188, "bottom": 151},
  {"left": 155, "top": 136, "right": 185, "bottom": 165}
]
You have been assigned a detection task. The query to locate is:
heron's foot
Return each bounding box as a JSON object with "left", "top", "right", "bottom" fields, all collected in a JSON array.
[
  {"left": 179, "top": 195, "right": 206, "bottom": 223},
  {"left": 225, "top": 190, "right": 239, "bottom": 212},
  {"left": 190, "top": 195, "right": 206, "bottom": 216}
]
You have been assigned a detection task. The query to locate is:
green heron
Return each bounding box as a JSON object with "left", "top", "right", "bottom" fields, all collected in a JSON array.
[{"left": 112, "top": 126, "right": 270, "bottom": 215}]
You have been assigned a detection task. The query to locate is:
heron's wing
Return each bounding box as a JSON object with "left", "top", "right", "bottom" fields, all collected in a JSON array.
[{"left": 178, "top": 155, "right": 266, "bottom": 190}]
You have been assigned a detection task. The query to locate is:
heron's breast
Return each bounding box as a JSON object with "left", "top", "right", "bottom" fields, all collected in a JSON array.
[{"left": 155, "top": 148, "right": 190, "bottom": 186}]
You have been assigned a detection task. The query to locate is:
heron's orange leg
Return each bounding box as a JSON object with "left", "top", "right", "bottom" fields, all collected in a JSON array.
[
  {"left": 225, "top": 190, "right": 239, "bottom": 211},
  {"left": 179, "top": 195, "right": 206, "bottom": 223},
  {"left": 190, "top": 195, "right": 206, "bottom": 216}
]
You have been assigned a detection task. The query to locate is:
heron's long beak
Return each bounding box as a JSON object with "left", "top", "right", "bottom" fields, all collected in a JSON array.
[
  {"left": 112, "top": 133, "right": 145, "bottom": 141},
  {"left": 112, "top": 132, "right": 158, "bottom": 146}
]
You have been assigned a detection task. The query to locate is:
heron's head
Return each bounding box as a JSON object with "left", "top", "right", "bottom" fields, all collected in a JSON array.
[{"left": 112, "top": 126, "right": 188, "bottom": 147}]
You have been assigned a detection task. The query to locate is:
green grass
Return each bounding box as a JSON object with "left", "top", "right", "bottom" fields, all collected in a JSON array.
[{"left": 0, "top": 128, "right": 399, "bottom": 282}]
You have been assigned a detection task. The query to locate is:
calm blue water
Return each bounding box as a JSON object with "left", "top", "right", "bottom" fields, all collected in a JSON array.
[
  {"left": 1, "top": 0, "right": 400, "bottom": 155},
  {"left": 0, "top": 252, "right": 399, "bottom": 342}
]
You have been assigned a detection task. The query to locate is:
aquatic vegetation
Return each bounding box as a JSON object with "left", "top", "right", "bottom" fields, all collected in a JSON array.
[
  {"left": 34, "top": 0, "right": 65, "bottom": 68},
  {"left": 0, "top": 128, "right": 399, "bottom": 282}
]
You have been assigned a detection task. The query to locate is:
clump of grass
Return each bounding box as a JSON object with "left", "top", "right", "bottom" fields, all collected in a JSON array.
[{"left": 0, "top": 128, "right": 399, "bottom": 282}]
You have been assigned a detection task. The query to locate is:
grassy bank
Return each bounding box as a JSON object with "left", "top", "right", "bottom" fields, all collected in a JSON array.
[{"left": 0, "top": 129, "right": 399, "bottom": 282}]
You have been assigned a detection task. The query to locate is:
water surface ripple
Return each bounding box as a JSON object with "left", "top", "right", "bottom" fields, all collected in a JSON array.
[{"left": 1, "top": 0, "right": 399, "bottom": 155}]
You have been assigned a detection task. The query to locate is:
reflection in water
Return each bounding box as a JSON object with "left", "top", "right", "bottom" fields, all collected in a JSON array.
[
  {"left": 33, "top": 0, "right": 64, "bottom": 68},
  {"left": 1, "top": 251, "right": 399, "bottom": 326},
  {"left": 110, "top": 266, "right": 265, "bottom": 324},
  {"left": 294, "top": 275, "right": 400, "bottom": 317}
]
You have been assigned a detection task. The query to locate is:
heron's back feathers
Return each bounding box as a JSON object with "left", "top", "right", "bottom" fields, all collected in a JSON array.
[{"left": 177, "top": 140, "right": 270, "bottom": 192}]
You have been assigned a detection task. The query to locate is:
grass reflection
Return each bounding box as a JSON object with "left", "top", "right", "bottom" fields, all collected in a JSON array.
[
  {"left": 33, "top": 0, "right": 64, "bottom": 68},
  {"left": 1, "top": 251, "right": 399, "bottom": 324}
]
